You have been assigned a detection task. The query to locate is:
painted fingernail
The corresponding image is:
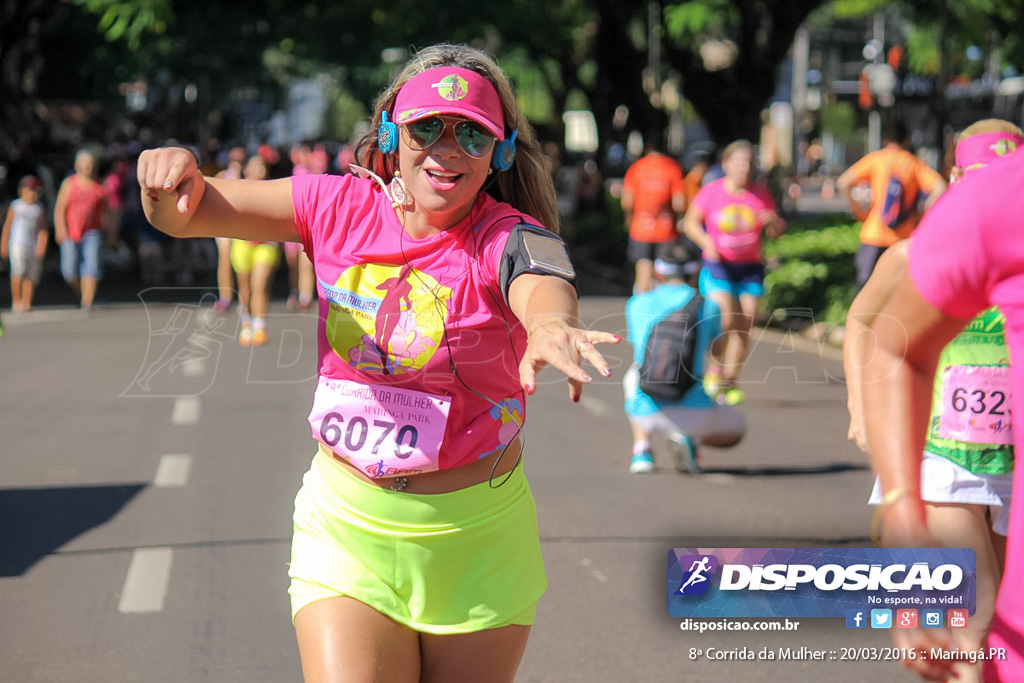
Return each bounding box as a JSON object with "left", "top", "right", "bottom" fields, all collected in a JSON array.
[
  {"left": 602, "top": 368, "right": 613, "bottom": 377},
  {"left": 582, "top": 373, "right": 592, "bottom": 382},
  {"left": 164, "top": 180, "right": 173, "bottom": 189},
  {"left": 612, "top": 334, "right": 622, "bottom": 342}
]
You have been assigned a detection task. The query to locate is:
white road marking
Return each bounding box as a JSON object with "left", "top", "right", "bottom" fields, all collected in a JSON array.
[
  {"left": 581, "top": 558, "right": 608, "bottom": 583},
  {"left": 171, "top": 396, "right": 200, "bottom": 425},
  {"left": 154, "top": 454, "right": 192, "bottom": 487},
  {"left": 118, "top": 547, "right": 173, "bottom": 613}
]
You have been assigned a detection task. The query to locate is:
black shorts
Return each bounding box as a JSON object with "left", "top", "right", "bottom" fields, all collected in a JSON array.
[
  {"left": 856, "top": 244, "right": 888, "bottom": 287},
  {"left": 627, "top": 238, "right": 662, "bottom": 263}
]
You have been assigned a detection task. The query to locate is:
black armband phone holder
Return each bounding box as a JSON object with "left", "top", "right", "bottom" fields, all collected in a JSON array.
[{"left": 499, "top": 223, "right": 578, "bottom": 304}]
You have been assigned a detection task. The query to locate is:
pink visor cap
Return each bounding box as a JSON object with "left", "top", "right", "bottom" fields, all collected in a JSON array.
[
  {"left": 955, "top": 131, "right": 1024, "bottom": 169},
  {"left": 393, "top": 67, "right": 507, "bottom": 140}
]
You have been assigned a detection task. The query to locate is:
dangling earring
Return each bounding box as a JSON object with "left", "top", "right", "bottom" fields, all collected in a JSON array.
[{"left": 389, "top": 170, "right": 409, "bottom": 208}]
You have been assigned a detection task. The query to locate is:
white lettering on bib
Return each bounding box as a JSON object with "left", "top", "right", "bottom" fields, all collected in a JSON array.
[
  {"left": 308, "top": 376, "right": 452, "bottom": 477},
  {"left": 939, "top": 365, "right": 1013, "bottom": 445}
]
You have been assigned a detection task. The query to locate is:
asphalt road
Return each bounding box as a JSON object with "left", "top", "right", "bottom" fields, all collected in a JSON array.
[{"left": 0, "top": 293, "right": 923, "bottom": 683}]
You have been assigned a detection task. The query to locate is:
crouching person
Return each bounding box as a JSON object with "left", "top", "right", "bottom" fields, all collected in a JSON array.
[{"left": 623, "top": 239, "right": 745, "bottom": 473}]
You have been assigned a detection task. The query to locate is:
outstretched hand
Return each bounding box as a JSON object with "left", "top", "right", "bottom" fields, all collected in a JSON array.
[
  {"left": 519, "top": 318, "right": 620, "bottom": 402},
  {"left": 137, "top": 147, "right": 205, "bottom": 218}
]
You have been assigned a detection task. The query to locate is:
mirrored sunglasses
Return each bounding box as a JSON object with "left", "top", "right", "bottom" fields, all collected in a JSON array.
[{"left": 400, "top": 116, "right": 497, "bottom": 158}]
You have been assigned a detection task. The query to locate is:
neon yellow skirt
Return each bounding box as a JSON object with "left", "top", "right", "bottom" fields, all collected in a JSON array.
[{"left": 288, "top": 448, "right": 547, "bottom": 633}]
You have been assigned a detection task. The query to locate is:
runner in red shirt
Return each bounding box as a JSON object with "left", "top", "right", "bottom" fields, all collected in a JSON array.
[{"left": 621, "top": 132, "right": 687, "bottom": 293}]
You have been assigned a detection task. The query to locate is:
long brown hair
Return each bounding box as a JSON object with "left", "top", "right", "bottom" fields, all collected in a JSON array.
[{"left": 354, "top": 43, "right": 560, "bottom": 232}]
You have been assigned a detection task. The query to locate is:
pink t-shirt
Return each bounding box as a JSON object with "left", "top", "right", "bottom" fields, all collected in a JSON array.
[
  {"left": 292, "top": 173, "right": 531, "bottom": 473},
  {"left": 692, "top": 178, "right": 776, "bottom": 264},
  {"left": 909, "top": 153, "right": 1024, "bottom": 683}
]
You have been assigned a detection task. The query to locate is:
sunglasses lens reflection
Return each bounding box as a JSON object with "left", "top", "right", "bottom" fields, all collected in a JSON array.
[{"left": 404, "top": 117, "right": 496, "bottom": 158}]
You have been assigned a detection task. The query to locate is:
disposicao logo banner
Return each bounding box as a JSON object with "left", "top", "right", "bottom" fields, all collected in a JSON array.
[{"left": 668, "top": 548, "right": 976, "bottom": 618}]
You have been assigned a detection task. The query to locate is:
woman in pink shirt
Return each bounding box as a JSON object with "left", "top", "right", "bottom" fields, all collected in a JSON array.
[
  {"left": 864, "top": 137, "right": 1024, "bottom": 683},
  {"left": 681, "top": 140, "right": 785, "bottom": 404},
  {"left": 138, "top": 43, "right": 618, "bottom": 683}
]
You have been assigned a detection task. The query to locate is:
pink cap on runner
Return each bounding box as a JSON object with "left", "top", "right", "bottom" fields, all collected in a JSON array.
[
  {"left": 955, "top": 131, "right": 1024, "bottom": 169},
  {"left": 394, "top": 67, "right": 506, "bottom": 140}
]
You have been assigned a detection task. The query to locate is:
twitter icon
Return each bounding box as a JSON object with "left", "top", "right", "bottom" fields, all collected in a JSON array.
[{"left": 871, "top": 609, "right": 893, "bottom": 629}]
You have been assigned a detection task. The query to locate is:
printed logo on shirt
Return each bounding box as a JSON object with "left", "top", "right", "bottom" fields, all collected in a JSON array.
[
  {"left": 715, "top": 203, "right": 758, "bottom": 234},
  {"left": 320, "top": 263, "right": 451, "bottom": 375}
]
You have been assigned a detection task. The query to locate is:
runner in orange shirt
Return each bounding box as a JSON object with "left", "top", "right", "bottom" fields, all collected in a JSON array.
[
  {"left": 836, "top": 120, "right": 946, "bottom": 286},
  {"left": 621, "top": 131, "right": 687, "bottom": 293}
]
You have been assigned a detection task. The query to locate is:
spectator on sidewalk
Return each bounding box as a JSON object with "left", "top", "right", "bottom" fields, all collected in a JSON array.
[
  {"left": 1, "top": 176, "right": 49, "bottom": 312},
  {"left": 53, "top": 149, "right": 114, "bottom": 310}
]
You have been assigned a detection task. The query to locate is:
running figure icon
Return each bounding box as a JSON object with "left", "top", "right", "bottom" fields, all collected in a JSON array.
[{"left": 679, "top": 556, "right": 712, "bottom": 593}]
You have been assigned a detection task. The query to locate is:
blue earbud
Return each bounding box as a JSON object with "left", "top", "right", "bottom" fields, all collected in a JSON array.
[
  {"left": 492, "top": 130, "right": 517, "bottom": 172},
  {"left": 378, "top": 111, "right": 398, "bottom": 154}
]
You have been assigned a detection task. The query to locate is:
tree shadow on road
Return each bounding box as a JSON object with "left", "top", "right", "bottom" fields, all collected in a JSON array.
[{"left": 0, "top": 484, "right": 146, "bottom": 576}]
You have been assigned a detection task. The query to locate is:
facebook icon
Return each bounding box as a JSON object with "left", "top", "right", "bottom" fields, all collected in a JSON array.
[{"left": 846, "top": 609, "right": 867, "bottom": 629}]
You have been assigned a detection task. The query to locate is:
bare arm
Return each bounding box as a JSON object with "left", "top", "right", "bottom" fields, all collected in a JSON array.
[
  {"left": 921, "top": 179, "right": 947, "bottom": 212},
  {"left": 835, "top": 168, "right": 868, "bottom": 220},
  {"left": 843, "top": 240, "right": 910, "bottom": 452},
  {"left": 835, "top": 167, "right": 855, "bottom": 199},
  {"left": 671, "top": 189, "right": 687, "bottom": 218},
  {"left": 507, "top": 274, "right": 620, "bottom": 401},
  {"left": 0, "top": 206, "right": 12, "bottom": 258},
  {"left": 138, "top": 147, "right": 299, "bottom": 242},
  {"left": 680, "top": 204, "right": 718, "bottom": 261},
  {"left": 53, "top": 179, "right": 70, "bottom": 243},
  {"left": 863, "top": 271, "right": 970, "bottom": 683},
  {"left": 760, "top": 209, "right": 786, "bottom": 239},
  {"left": 863, "top": 272, "right": 971, "bottom": 546}
]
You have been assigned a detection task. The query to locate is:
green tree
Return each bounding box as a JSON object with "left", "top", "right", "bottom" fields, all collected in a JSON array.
[{"left": 660, "top": 0, "right": 826, "bottom": 145}]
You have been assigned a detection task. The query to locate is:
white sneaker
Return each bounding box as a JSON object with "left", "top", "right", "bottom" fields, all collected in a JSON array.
[
  {"left": 670, "top": 435, "right": 701, "bottom": 474},
  {"left": 629, "top": 451, "right": 655, "bottom": 474}
]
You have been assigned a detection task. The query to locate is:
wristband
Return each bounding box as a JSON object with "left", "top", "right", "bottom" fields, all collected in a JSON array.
[{"left": 881, "top": 487, "right": 913, "bottom": 506}]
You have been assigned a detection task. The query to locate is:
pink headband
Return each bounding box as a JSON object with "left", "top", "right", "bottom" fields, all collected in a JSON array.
[
  {"left": 955, "top": 131, "right": 1024, "bottom": 169},
  {"left": 393, "top": 67, "right": 506, "bottom": 140}
]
